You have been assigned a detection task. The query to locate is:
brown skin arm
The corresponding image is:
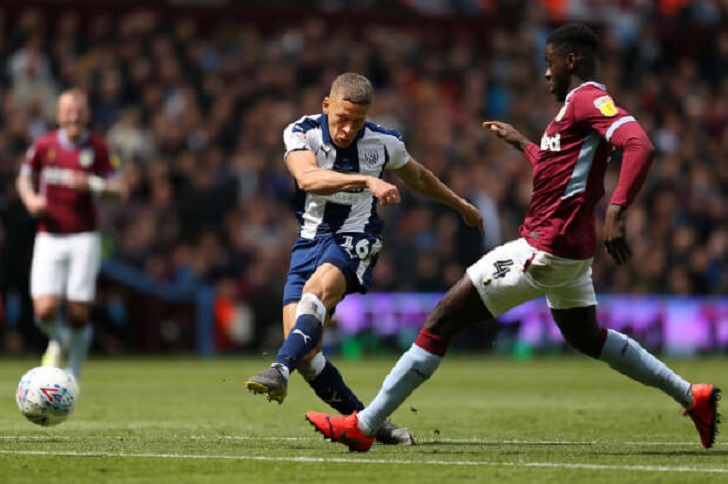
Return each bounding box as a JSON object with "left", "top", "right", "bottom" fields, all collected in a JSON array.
[{"left": 482, "top": 121, "right": 532, "bottom": 152}]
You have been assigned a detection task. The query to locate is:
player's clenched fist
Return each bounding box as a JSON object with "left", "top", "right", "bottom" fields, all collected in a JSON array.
[
  {"left": 367, "top": 178, "right": 401, "bottom": 206},
  {"left": 457, "top": 199, "right": 484, "bottom": 234},
  {"left": 24, "top": 194, "right": 47, "bottom": 217}
]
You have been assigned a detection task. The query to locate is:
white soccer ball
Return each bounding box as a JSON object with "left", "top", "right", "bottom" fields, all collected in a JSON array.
[{"left": 16, "top": 366, "right": 78, "bottom": 426}]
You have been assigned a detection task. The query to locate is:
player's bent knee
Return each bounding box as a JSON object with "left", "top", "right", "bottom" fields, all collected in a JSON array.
[
  {"left": 34, "top": 302, "right": 59, "bottom": 322},
  {"left": 67, "top": 315, "right": 90, "bottom": 329},
  {"left": 67, "top": 304, "right": 91, "bottom": 328}
]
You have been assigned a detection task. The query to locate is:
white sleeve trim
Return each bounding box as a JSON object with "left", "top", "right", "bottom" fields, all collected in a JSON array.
[{"left": 605, "top": 116, "right": 636, "bottom": 142}]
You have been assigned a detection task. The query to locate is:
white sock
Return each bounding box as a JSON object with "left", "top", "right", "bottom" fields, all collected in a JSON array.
[
  {"left": 358, "top": 344, "right": 441, "bottom": 436},
  {"left": 65, "top": 325, "right": 93, "bottom": 381},
  {"left": 298, "top": 352, "right": 326, "bottom": 382},
  {"left": 599, "top": 329, "right": 692, "bottom": 407}
]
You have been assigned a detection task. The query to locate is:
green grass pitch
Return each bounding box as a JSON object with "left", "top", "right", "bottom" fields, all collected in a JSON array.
[{"left": 1, "top": 355, "right": 726, "bottom": 483}]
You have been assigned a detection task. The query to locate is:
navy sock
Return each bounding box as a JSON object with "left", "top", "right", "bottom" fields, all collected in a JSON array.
[
  {"left": 274, "top": 314, "right": 323, "bottom": 372},
  {"left": 306, "top": 360, "right": 364, "bottom": 414}
]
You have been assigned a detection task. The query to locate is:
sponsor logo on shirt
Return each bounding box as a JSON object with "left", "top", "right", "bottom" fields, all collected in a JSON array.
[
  {"left": 594, "top": 95, "right": 617, "bottom": 117},
  {"left": 540, "top": 133, "right": 561, "bottom": 152},
  {"left": 42, "top": 166, "right": 74, "bottom": 186},
  {"left": 323, "top": 191, "right": 368, "bottom": 205}
]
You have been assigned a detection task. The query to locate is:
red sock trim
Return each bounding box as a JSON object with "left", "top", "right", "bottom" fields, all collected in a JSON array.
[{"left": 414, "top": 328, "right": 450, "bottom": 357}]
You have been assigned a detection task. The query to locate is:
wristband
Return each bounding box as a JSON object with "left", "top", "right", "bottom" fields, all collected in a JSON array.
[{"left": 88, "top": 175, "right": 107, "bottom": 194}]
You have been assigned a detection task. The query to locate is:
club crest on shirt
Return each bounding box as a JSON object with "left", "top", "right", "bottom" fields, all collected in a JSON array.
[
  {"left": 361, "top": 150, "right": 380, "bottom": 167},
  {"left": 594, "top": 95, "right": 617, "bottom": 117},
  {"left": 110, "top": 153, "right": 121, "bottom": 169},
  {"left": 79, "top": 148, "right": 95, "bottom": 168},
  {"left": 47, "top": 148, "right": 56, "bottom": 162}
]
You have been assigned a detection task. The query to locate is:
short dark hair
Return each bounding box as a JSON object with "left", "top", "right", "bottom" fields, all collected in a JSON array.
[
  {"left": 547, "top": 23, "right": 598, "bottom": 77},
  {"left": 547, "top": 23, "right": 598, "bottom": 59},
  {"left": 330, "top": 72, "right": 373, "bottom": 105}
]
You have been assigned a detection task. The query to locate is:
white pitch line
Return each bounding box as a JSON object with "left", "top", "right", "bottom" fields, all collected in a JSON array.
[
  {"left": 1, "top": 435, "right": 723, "bottom": 447},
  {"left": 0, "top": 449, "right": 727, "bottom": 474},
  {"left": 190, "top": 436, "right": 721, "bottom": 447},
  {"left": 190, "top": 436, "right": 306, "bottom": 441}
]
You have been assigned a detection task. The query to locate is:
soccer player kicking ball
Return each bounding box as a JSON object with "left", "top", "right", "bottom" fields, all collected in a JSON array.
[
  {"left": 245, "top": 72, "right": 483, "bottom": 445},
  {"left": 305, "top": 23, "right": 720, "bottom": 452}
]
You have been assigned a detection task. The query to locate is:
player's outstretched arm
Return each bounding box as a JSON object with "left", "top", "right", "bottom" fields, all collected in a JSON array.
[
  {"left": 482, "top": 121, "right": 533, "bottom": 152},
  {"left": 66, "top": 171, "right": 129, "bottom": 201},
  {"left": 393, "top": 158, "right": 484, "bottom": 233}
]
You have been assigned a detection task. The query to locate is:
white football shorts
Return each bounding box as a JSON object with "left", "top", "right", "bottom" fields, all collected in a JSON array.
[
  {"left": 30, "top": 231, "right": 101, "bottom": 303},
  {"left": 466, "top": 238, "right": 597, "bottom": 317}
]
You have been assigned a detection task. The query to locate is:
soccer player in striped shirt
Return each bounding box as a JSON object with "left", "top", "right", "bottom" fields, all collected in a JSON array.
[
  {"left": 306, "top": 23, "right": 719, "bottom": 452},
  {"left": 245, "top": 72, "right": 484, "bottom": 445}
]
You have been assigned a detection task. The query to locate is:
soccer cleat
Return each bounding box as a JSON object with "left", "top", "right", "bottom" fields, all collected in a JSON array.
[
  {"left": 375, "top": 420, "right": 416, "bottom": 445},
  {"left": 683, "top": 383, "right": 721, "bottom": 449},
  {"left": 245, "top": 364, "right": 288, "bottom": 404},
  {"left": 306, "top": 411, "right": 375, "bottom": 452},
  {"left": 41, "top": 340, "right": 63, "bottom": 368}
]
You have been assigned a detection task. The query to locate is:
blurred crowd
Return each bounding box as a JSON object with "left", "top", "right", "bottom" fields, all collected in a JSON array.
[{"left": 1, "top": 1, "right": 727, "bottom": 350}]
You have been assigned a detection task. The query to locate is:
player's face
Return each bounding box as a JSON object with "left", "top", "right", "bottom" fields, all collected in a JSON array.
[
  {"left": 323, "top": 95, "right": 370, "bottom": 148},
  {"left": 544, "top": 44, "right": 572, "bottom": 102},
  {"left": 57, "top": 94, "right": 90, "bottom": 142}
]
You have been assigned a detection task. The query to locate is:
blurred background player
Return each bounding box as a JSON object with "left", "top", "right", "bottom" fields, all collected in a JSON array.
[
  {"left": 305, "top": 24, "right": 720, "bottom": 452},
  {"left": 16, "top": 88, "right": 128, "bottom": 382},
  {"left": 245, "top": 72, "right": 483, "bottom": 444}
]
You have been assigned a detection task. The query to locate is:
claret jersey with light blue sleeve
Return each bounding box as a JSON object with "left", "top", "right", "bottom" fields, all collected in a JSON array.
[{"left": 283, "top": 113, "right": 410, "bottom": 239}]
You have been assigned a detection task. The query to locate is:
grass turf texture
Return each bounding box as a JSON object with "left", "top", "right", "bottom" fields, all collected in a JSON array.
[{"left": 1, "top": 355, "right": 726, "bottom": 483}]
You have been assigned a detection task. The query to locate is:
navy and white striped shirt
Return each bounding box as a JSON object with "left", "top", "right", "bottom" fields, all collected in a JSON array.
[{"left": 283, "top": 114, "right": 410, "bottom": 239}]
